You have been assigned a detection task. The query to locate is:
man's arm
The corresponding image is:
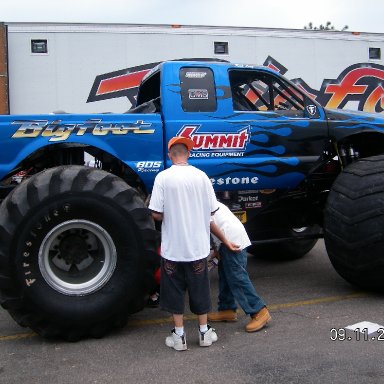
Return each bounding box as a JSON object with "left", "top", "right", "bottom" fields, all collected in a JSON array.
[
  {"left": 148, "top": 173, "right": 164, "bottom": 222},
  {"left": 210, "top": 221, "right": 241, "bottom": 252},
  {"left": 151, "top": 211, "right": 163, "bottom": 221}
]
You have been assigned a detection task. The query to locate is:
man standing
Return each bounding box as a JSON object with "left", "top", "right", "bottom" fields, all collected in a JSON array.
[{"left": 149, "top": 136, "right": 219, "bottom": 351}]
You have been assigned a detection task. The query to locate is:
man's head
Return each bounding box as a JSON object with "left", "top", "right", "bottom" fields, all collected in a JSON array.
[{"left": 167, "top": 136, "right": 194, "bottom": 164}]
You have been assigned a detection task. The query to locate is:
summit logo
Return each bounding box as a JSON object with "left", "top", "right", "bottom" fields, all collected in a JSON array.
[{"left": 177, "top": 125, "right": 250, "bottom": 151}]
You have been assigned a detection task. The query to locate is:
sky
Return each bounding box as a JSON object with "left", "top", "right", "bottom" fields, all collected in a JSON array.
[{"left": 1, "top": 0, "right": 383, "bottom": 34}]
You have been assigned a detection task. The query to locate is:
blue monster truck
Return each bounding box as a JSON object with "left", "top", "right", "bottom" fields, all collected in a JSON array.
[{"left": 1, "top": 60, "right": 384, "bottom": 340}]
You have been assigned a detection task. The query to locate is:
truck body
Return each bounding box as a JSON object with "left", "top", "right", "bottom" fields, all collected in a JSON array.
[{"left": 1, "top": 60, "right": 384, "bottom": 340}]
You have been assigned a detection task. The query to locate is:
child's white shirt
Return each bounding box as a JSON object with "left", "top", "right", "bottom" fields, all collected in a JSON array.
[{"left": 211, "top": 202, "right": 251, "bottom": 250}]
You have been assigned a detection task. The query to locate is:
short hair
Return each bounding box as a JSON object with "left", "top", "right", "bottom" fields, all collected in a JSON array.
[{"left": 169, "top": 143, "right": 189, "bottom": 156}]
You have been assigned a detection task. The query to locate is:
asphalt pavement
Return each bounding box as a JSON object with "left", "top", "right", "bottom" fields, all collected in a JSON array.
[{"left": 0, "top": 240, "right": 383, "bottom": 384}]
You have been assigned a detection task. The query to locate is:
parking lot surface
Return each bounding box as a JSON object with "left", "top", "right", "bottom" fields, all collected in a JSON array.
[{"left": 1, "top": 240, "right": 383, "bottom": 384}]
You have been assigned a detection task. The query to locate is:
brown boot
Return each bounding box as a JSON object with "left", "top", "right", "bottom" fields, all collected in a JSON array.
[
  {"left": 245, "top": 307, "right": 272, "bottom": 332},
  {"left": 208, "top": 309, "right": 237, "bottom": 322}
]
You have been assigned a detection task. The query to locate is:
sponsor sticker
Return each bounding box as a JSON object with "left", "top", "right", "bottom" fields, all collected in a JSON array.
[
  {"left": 306, "top": 105, "right": 317, "bottom": 116},
  {"left": 177, "top": 125, "right": 250, "bottom": 152},
  {"left": 185, "top": 71, "right": 207, "bottom": 79},
  {"left": 238, "top": 195, "right": 259, "bottom": 202},
  {"left": 245, "top": 202, "right": 262, "bottom": 209},
  {"left": 136, "top": 161, "right": 162, "bottom": 173},
  {"left": 210, "top": 176, "right": 259, "bottom": 186},
  {"left": 188, "top": 89, "right": 209, "bottom": 100}
]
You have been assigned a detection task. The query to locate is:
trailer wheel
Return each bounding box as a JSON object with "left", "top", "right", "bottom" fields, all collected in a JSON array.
[
  {"left": 0, "top": 166, "right": 159, "bottom": 340},
  {"left": 324, "top": 155, "right": 384, "bottom": 291}
]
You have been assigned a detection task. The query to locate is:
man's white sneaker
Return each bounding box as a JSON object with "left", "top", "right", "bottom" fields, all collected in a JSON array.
[
  {"left": 199, "top": 325, "right": 218, "bottom": 347},
  {"left": 165, "top": 329, "right": 187, "bottom": 351}
]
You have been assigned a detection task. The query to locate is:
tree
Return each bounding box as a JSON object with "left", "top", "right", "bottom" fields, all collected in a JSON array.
[{"left": 304, "top": 21, "right": 348, "bottom": 31}]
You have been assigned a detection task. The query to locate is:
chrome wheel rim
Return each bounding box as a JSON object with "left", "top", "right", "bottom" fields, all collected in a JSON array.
[{"left": 38, "top": 220, "right": 117, "bottom": 296}]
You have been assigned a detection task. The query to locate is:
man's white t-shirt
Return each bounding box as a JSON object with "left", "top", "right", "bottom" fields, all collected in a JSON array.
[
  {"left": 149, "top": 164, "right": 219, "bottom": 262},
  {"left": 211, "top": 202, "right": 251, "bottom": 251}
]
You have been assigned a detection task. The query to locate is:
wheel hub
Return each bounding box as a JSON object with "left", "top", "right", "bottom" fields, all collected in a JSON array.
[{"left": 59, "top": 234, "right": 89, "bottom": 265}]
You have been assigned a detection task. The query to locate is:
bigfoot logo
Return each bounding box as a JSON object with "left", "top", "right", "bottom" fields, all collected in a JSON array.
[{"left": 88, "top": 57, "right": 384, "bottom": 113}]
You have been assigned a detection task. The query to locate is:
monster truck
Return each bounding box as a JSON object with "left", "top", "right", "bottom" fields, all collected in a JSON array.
[{"left": 1, "top": 60, "right": 384, "bottom": 340}]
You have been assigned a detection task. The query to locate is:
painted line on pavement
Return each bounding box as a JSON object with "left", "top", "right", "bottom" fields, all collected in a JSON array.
[
  {"left": 126, "top": 292, "right": 368, "bottom": 327},
  {"left": 267, "top": 292, "right": 367, "bottom": 310},
  {"left": 0, "top": 332, "right": 36, "bottom": 341},
  {"left": 0, "top": 292, "right": 367, "bottom": 340}
]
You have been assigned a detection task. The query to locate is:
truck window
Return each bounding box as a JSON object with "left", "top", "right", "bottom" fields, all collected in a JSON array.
[
  {"left": 229, "top": 70, "right": 305, "bottom": 117},
  {"left": 179, "top": 67, "right": 217, "bottom": 112}
]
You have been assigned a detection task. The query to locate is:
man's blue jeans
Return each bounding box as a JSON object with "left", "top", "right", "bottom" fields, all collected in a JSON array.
[{"left": 217, "top": 245, "right": 265, "bottom": 315}]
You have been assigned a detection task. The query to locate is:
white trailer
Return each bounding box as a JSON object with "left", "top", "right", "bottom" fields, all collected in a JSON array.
[{"left": 1, "top": 22, "right": 384, "bottom": 114}]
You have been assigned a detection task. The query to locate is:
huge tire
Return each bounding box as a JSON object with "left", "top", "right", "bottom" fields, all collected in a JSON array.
[
  {"left": 324, "top": 155, "right": 384, "bottom": 291},
  {"left": 248, "top": 227, "right": 319, "bottom": 260},
  {"left": 0, "top": 166, "right": 159, "bottom": 340}
]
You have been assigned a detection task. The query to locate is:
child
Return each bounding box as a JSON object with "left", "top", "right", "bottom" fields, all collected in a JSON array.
[{"left": 209, "top": 202, "right": 271, "bottom": 332}]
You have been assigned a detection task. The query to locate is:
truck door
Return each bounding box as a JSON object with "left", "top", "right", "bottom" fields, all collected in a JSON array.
[{"left": 163, "top": 64, "right": 328, "bottom": 191}]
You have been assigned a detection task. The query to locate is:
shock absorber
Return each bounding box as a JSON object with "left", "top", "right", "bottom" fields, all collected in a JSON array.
[
  {"left": 338, "top": 144, "right": 359, "bottom": 167},
  {"left": 347, "top": 145, "right": 360, "bottom": 163},
  {"left": 339, "top": 145, "right": 348, "bottom": 167}
]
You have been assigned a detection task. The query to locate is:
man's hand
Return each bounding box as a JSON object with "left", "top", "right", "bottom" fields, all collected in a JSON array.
[
  {"left": 210, "top": 221, "right": 241, "bottom": 253},
  {"left": 224, "top": 241, "right": 241, "bottom": 252}
]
